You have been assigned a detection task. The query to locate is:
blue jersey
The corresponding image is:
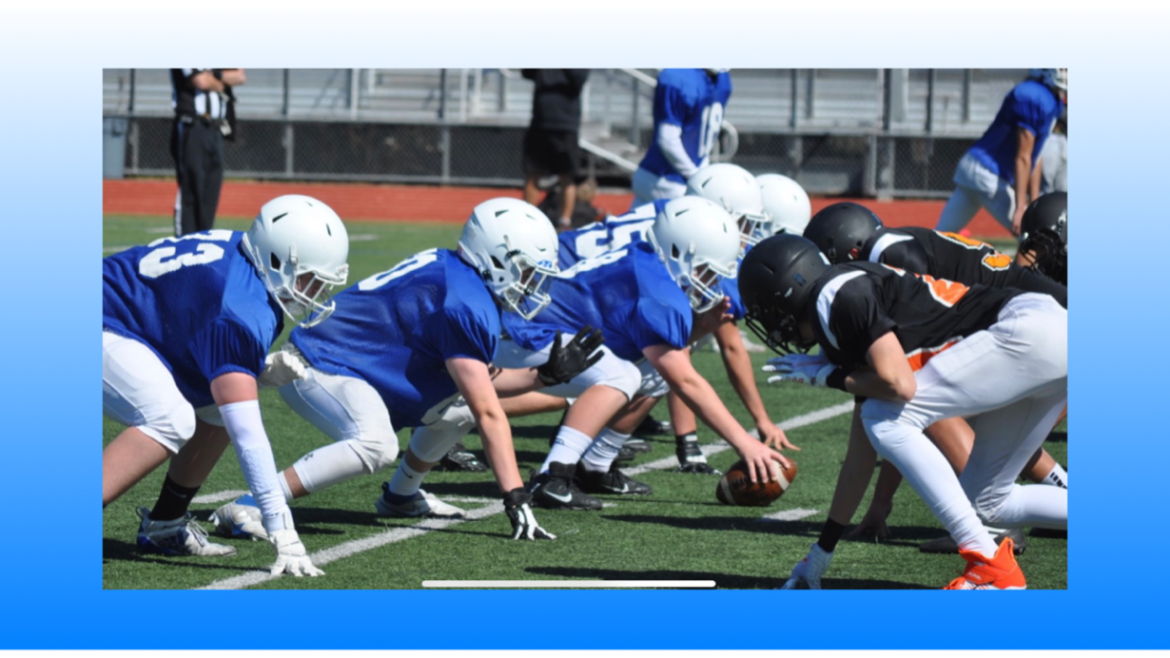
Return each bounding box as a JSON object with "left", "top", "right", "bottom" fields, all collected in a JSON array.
[
  {"left": 290, "top": 249, "right": 499, "bottom": 429},
  {"left": 968, "top": 79, "right": 1063, "bottom": 185},
  {"left": 558, "top": 200, "right": 669, "bottom": 267},
  {"left": 102, "top": 230, "right": 281, "bottom": 409},
  {"left": 504, "top": 243, "right": 692, "bottom": 363},
  {"left": 637, "top": 69, "right": 733, "bottom": 183}
]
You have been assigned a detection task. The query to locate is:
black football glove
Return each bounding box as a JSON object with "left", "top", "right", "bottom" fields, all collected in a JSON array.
[
  {"left": 536, "top": 326, "right": 605, "bottom": 386},
  {"left": 502, "top": 488, "right": 556, "bottom": 540}
]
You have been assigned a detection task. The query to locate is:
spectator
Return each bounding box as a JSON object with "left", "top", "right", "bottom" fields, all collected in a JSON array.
[
  {"left": 522, "top": 69, "right": 590, "bottom": 232},
  {"left": 170, "top": 68, "right": 245, "bottom": 236},
  {"left": 936, "top": 68, "right": 1065, "bottom": 236},
  {"left": 631, "top": 69, "right": 732, "bottom": 207}
]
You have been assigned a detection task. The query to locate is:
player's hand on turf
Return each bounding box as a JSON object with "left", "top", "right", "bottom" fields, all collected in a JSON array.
[
  {"left": 738, "top": 440, "right": 790, "bottom": 484},
  {"left": 781, "top": 543, "right": 834, "bottom": 590},
  {"left": 503, "top": 489, "right": 556, "bottom": 540},
  {"left": 537, "top": 327, "right": 605, "bottom": 386},
  {"left": 848, "top": 499, "right": 893, "bottom": 542},
  {"left": 258, "top": 350, "right": 308, "bottom": 389},
  {"left": 268, "top": 528, "right": 324, "bottom": 577},
  {"left": 763, "top": 354, "right": 836, "bottom": 387},
  {"left": 758, "top": 423, "right": 800, "bottom": 452}
]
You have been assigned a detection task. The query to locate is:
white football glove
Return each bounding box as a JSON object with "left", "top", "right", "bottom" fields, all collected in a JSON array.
[
  {"left": 268, "top": 528, "right": 324, "bottom": 577},
  {"left": 762, "top": 354, "right": 836, "bottom": 387},
  {"left": 258, "top": 350, "right": 308, "bottom": 389},
  {"left": 503, "top": 489, "right": 556, "bottom": 541},
  {"left": 780, "top": 542, "right": 834, "bottom": 589}
]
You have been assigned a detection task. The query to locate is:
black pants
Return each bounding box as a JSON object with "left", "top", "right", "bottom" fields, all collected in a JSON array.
[{"left": 170, "top": 117, "right": 225, "bottom": 236}]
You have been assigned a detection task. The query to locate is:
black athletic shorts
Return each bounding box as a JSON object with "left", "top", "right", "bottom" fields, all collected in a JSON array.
[{"left": 522, "top": 128, "right": 580, "bottom": 178}]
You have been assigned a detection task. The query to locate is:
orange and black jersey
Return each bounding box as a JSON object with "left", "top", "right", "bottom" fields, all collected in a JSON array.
[
  {"left": 861, "top": 227, "right": 1066, "bottom": 309},
  {"left": 808, "top": 261, "right": 1021, "bottom": 371}
]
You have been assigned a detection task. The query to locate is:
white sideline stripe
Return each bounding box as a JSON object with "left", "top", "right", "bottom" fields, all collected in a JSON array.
[
  {"left": 192, "top": 490, "right": 250, "bottom": 505},
  {"left": 197, "top": 502, "right": 506, "bottom": 590},
  {"left": 195, "top": 401, "right": 853, "bottom": 590},
  {"left": 350, "top": 233, "right": 378, "bottom": 242},
  {"left": 624, "top": 400, "right": 855, "bottom": 476},
  {"left": 423, "top": 580, "right": 715, "bottom": 589},
  {"left": 758, "top": 508, "right": 820, "bottom": 523}
]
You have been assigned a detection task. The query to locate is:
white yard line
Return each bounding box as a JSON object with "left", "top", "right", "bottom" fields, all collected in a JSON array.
[
  {"left": 192, "top": 490, "right": 250, "bottom": 505},
  {"left": 757, "top": 508, "right": 820, "bottom": 523},
  {"left": 195, "top": 401, "right": 853, "bottom": 590}
]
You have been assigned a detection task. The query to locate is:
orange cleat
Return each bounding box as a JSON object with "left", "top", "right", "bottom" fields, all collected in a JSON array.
[{"left": 944, "top": 537, "right": 1027, "bottom": 590}]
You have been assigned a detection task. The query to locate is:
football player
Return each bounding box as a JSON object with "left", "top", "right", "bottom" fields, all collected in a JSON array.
[
  {"left": 1015, "top": 192, "right": 1067, "bottom": 286},
  {"left": 103, "top": 194, "right": 350, "bottom": 576},
  {"left": 757, "top": 173, "right": 811, "bottom": 237},
  {"left": 631, "top": 69, "right": 733, "bottom": 207},
  {"left": 741, "top": 234, "right": 1066, "bottom": 589},
  {"left": 211, "top": 198, "right": 603, "bottom": 542},
  {"left": 936, "top": 69, "right": 1066, "bottom": 236},
  {"left": 797, "top": 202, "right": 1069, "bottom": 551},
  {"left": 556, "top": 165, "right": 793, "bottom": 473}
]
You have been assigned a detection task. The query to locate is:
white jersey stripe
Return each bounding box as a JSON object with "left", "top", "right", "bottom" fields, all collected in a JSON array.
[{"left": 815, "top": 270, "right": 866, "bottom": 351}]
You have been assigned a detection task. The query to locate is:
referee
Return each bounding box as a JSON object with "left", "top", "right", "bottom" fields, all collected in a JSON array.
[{"left": 170, "top": 68, "right": 245, "bottom": 236}]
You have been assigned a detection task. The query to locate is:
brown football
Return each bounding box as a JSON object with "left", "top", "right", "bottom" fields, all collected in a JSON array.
[{"left": 715, "top": 458, "right": 798, "bottom": 506}]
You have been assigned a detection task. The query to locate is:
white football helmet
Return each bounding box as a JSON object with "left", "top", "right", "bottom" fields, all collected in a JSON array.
[
  {"left": 1029, "top": 68, "right": 1068, "bottom": 92},
  {"left": 758, "top": 173, "right": 812, "bottom": 236},
  {"left": 648, "top": 196, "right": 741, "bottom": 313},
  {"left": 458, "top": 198, "right": 559, "bottom": 320},
  {"left": 242, "top": 195, "right": 350, "bottom": 329},
  {"left": 686, "top": 163, "right": 770, "bottom": 255}
]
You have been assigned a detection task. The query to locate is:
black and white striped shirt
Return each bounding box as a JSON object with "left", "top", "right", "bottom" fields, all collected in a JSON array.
[{"left": 170, "top": 68, "right": 227, "bottom": 120}]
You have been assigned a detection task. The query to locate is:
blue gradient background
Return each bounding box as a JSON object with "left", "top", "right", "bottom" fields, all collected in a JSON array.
[{"left": 0, "top": 2, "right": 1160, "bottom": 651}]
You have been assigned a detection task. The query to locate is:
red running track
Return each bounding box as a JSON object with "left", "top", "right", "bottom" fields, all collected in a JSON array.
[{"left": 103, "top": 179, "right": 1010, "bottom": 238}]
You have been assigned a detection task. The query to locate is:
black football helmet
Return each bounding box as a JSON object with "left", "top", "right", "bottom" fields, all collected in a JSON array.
[
  {"left": 1019, "top": 192, "right": 1067, "bottom": 285},
  {"left": 802, "top": 202, "right": 883, "bottom": 265},
  {"left": 738, "top": 234, "right": 830, "bottom": 355}
]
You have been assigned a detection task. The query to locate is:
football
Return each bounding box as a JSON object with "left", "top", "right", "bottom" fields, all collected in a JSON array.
[{"left": 715, "top": 458, "right": 798, "bottom": 506}]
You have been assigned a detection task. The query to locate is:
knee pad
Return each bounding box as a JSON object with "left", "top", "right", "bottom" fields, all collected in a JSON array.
[
  {"left": 410, "top": 402, "right": 476, "bottom": 463},
  {"left": 350, "top": 430, "right": 400, "bottom": 474},
  {"left": 139, "top": 400, "right": 197, "bottom": 454}
]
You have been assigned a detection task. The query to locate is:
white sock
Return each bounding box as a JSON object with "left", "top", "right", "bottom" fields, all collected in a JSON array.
[
  {"left": 387, "top": 460, "right": 425, "bottom": 498},
  {"left": 1042, "top": 463, "right": 1068, "bottom": 489},
  {"left": 581, "top": 428, "right": 631, "bottom": 473},
  {"left": 290, "top": 441, "right": 368, "bottom": 496},
  {"left": 541, "top": 425, "right": 594, "bottom": 474},
  {"left": 278, "top": 472, "right": 294, "bottom": 503}
]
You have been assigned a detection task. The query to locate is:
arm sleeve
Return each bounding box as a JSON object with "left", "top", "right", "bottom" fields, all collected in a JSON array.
[
  {"left": 657, "top": 124, "right": 700, "bottom": 179},
  {"left": 192, "top": 318, "right": 269, "bottom": 383},
  {"left": 218, "top": 400, "right": 293, "bottom": 531}
]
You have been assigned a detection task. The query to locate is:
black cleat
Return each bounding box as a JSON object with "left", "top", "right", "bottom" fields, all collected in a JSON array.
[
  {"left": 527, "top": 462, "right": 603, "bottom": 510},
  {"left": 1029, "top": 527, "right": 1067, "bottom": 539},
  {"left": 674, "top": 437, "right": 721, "bottom": 475},
  {"left": 577, "top": 462, "right": 652, "bottom": 495},
  {"left": 437, "top": 442, "right": 487, "bottom": 473},
  {"left": 624, "top": 438, "right": 653, "bottom": 454},
  {"left": 918, "top": 527, "right": 1027, "bottom": 555},
  {"left": 634, "top": 414, "right": 672, "bottom": 437},
  {"left": 614, "top": 445, "right": 639, "bottom": 464}
]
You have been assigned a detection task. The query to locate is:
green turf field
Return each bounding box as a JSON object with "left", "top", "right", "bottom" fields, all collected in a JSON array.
[{"left": 102, "top": 215, "right": 1066, "bottom": 590}]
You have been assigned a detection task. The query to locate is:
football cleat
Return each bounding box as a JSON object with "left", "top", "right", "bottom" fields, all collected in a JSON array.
[
  {"left": 437, "top": 443, "right": 488, "bottom": 473},
  {"left": 624, "top": 438, "right": 653, "bottom": 453},
  {"left": 374, "top": 484, "right": 467, "bottom": 518},
  {"left": 919, "top": 527, "right": 1026, "bottom": 555},
  {"left": 944, "top": 538, "right": 1027, "bottom": 590},
  {"left": 614, "top": 445, "right": 639, "bottom": 464},
  {"left": 634, "top": 415, "right": 672, "bottom": 437},
  {"left": 675, "top": 437, "right": 721, "bottom": 475},
  {"left": 210, "top": 494, "right": 268, "bottom": 541},
  {"left": 1029, "top": 527, "right": 1067, "bottom": 539},
  {"left": 577, "top": 462, "right": 652, "bottom": 495},
  {"left": 527, "top": 462, "right": 603, "bottom": 511},
  {"left": 136, "top": 507, "right": 238, "bottom": 557}
]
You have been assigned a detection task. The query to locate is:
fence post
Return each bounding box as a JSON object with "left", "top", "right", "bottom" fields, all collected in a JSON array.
[
  {"left": 789, "top": 70, "right": 802, "bottom": 179},
  {"left": 630, "top": 78, "right": 640, "bottom": 150},
  {"left": 283, "top": 69, "right": 294, "bottom": 178},
  {"left": 806, "top": 69, "right": 816, "bottom": 120},
  {"left": 962, "top": 68, "right": 973, "bottom": 124},
  {"left": 128, "top": 69, "right": 136, "bottom": 115},
  {"left": 350, "top": 68, "right": 360, "bottom": 120},
  {"left": 926, "top": 68, "right": 935, "bottom": 134},
  {"left": 439, "top": 69, "right": 451, "bottom": 184}
]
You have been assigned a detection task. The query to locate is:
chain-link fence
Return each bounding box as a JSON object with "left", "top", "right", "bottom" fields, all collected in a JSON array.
[{"left": 105, "top": 68, "right": 1027, "bottom": 198}]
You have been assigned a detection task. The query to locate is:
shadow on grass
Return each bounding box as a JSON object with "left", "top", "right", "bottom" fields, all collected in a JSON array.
[
  {"left": 101, "top": 537, "right": 264, "bottom": 574},
  {"left": 526, "top": 566, "right": 930, "bottom": 590}
]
